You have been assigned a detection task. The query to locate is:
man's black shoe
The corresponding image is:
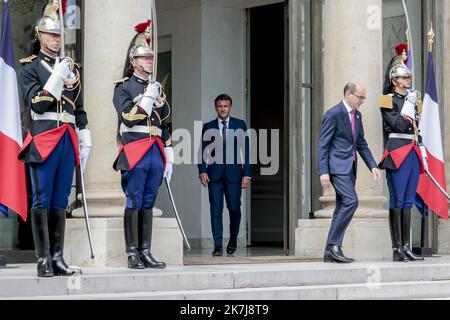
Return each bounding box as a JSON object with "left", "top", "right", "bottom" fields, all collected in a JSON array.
[
  {"left": 226, "top": 240, "right": 237, "bottom": 255},
  {"left": 212, "top": 247, "right": 223, "bottom": 257},
  {"left": 324, "top": 245, "right": 354, "bottom": 263}
]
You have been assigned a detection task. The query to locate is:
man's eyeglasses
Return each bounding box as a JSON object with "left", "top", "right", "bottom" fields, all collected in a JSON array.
[{"left": 351, "top": 92, "right": 366, "bottom": 103}]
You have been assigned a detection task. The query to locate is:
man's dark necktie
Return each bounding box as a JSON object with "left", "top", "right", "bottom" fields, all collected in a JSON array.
[
  {"left": 222, "top": 120, "right": 227, "bottom": 145},
  {"left": 222, "top": 120, "right": 227, "bottom": 163},
  {"left": 350, "top": 110, "right": 356, "bottom": 161}
]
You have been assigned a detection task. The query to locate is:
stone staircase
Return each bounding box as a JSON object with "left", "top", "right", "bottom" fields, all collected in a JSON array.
[{"left": 2, "top": 257, "right": 450, "bottom": 300}]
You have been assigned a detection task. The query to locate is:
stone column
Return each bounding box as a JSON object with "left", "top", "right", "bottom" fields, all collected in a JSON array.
[
  {"left": 296, "top": 0, "right": 391, "bottom": 260},
  {"left": 64, "top": 0, "right": 182, "bottom": 267}
]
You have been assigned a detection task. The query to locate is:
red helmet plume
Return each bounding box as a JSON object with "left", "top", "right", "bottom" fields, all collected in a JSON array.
[
  {"left": 135, "top": 20, "right": 152, "bottom": 34},
  {"left": 395, "top": 43, "right": 408, "bottom": 64}
]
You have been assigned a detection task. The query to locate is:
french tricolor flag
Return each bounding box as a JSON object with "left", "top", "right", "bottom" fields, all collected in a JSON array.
[
  {"left": 0, "top": 0, "right": 27, "bottom": 221},
  {"left": 416, "top": 52, "right": 448, "bottom": 220}
]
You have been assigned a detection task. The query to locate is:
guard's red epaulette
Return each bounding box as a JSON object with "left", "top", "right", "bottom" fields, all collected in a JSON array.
[{"left": 19, "top": 55, "right": 37, "bottom": 64}]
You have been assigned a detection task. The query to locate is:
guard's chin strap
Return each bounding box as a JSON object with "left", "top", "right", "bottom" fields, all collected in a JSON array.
[
  {"left": 132, "top": 61, "right": 152, "bottom": 77},
  {"left": 393, "top": 78, "right": 411, "bottom": 91},
  {"left": 401, "top": 84, "right": 412, "bottom": 92}
]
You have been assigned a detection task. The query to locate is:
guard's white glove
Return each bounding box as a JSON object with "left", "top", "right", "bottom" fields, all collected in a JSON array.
[
  {"left": 154, "top": 96, "right": 165, "bottom": 108},
  {"left": 145, "top": 82, "right": 162, "bottom": 99},
  {"left": 401, "top": 91, "right": 419, "bottom": 120},
  {"left": 138, "top": 82, "right": 161, "bottom": 116},
  {"left": 419, "top": 145, "right": 429, "bottom": 171},
  {"left": 43, "top": 58, "right": 75, "bottom": 101},
  {"left": 164, "top": 147, "right": 174, "bottom": 183},
  {"left": 77, "top": 128, "right": 92, "bottom": 173}
]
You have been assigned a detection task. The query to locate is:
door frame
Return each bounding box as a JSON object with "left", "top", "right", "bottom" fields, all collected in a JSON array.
[
  {"left": 286, "top": 0, "right": 324, "bottom": 255},
  {"left": 245, "top": 1, "right": 287, "bottom": 250},
  {"left": 244, "top": 0, "right": 323, "bottom": 255}
]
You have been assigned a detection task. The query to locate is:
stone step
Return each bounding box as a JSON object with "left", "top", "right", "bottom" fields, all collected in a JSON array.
[
  {"left": 1, "top": 258, "right": 450, "bottom": 299},
  {"left": 0, "top": 250, "right": 35, "bottom": 264},
  {"left": 5, "top": 279, "right": 450, "bottom": 300}
]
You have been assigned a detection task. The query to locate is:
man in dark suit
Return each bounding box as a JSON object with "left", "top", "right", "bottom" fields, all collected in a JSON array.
[
  {"left": 198, "top": 94, "right": 252, "bottom": 257},
  {"left": 318, "top": 82, "right": 381, "bottom": 263}
]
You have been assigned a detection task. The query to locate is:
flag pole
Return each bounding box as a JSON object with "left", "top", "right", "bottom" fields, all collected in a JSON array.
[
  {"left": 150, "top": 0, "right": 158, "bottom": 83},
  {"left": 415, "top": 23, "right": 437, "bottom": 258},
  {"left": 402, "top": 0, "right": 415, "bottom": 89},
  {"left": 420, "top": 208, "right": 426, "bottom": 247},
  {"left": 58, "top": 0, "right": 65, "bottom": 58},
  {"left": 417, "top": 204, "right": 434, "bottom": 257},
  {"left": 428, "top": 22, "right": 435, "bottom": 53},
  {"left": 423, "top": 23, "right": 435, "bottom": 256}
]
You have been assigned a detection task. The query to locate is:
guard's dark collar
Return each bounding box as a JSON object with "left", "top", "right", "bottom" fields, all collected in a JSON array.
[
  {"left": 392, "top": 91, "right": 406, "bottom": 99},
  {"left": 38, "top": 51, "right": 57, "bottom": 64},
  {"left": 132, "top": 74, "right": 149, "bottom": 85}
]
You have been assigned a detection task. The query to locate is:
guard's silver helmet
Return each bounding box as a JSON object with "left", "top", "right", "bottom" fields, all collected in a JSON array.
[
  {"left": 35, "top": 1, "right": 61, "bottom": 37},
  {"left": 129, "top": 20, "right": 154, "bottom": 64},
  {"left": 389, "top": 55, "right": 412, "bottom": 81}
]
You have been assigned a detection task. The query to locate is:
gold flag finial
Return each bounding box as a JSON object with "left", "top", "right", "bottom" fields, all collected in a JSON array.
[
  {"left": 43, "top": 1, "right": 59, "bottom": 21},
  {"left": 428, "top": 23, "right": 435, "bottom": 53}
]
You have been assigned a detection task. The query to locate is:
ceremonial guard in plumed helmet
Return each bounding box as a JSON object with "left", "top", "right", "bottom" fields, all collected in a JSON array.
[
  {"left": 113, "top": 20, "right": 172, "bottom": 269},
  {"left": 378, "top": 44, "right": 424, "bottom": 262},
  {"left": 18, "top": 1, "right": 92, "bottom": 277}
]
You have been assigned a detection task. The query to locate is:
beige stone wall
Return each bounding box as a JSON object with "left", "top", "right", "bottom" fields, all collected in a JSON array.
[
  {"left": 438, "top": 0, "right": 450, "bottom": 254},
  {"left": 443, "top": 2, "right": 450, "bottom": 192},
  {"left": 300, "top": 0, "right": 389, "bottom": 260},
  {"left": 66, "top": 1, "right": 184, "bottom": 267},
  {"left": 83, "top": 0, "right": 151, "bottom": 192}
]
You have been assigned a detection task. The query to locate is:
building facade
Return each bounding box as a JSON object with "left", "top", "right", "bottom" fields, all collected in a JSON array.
[{"left": 1, "top": 0, "right": 450, "bottom": 264}]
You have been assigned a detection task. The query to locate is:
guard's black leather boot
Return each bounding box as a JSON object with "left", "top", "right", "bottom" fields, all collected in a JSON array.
[
  {"left": 49, "top": 210, "right": 80, "bottom": 276},
  {"left": 30, "top": 208, "right": 54, "bottom": 277},
  {"left": 124, "top": 209, "right": 145, "bottom": 269},
  {"left": 401, "top": 209, "right": 424, "bottom": 261},
  {"left": 389, "top": 208, "right": 409, "bottom": 262},
  {"left": 139, "top": 209, "right": 166, "bottom": 269}
]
